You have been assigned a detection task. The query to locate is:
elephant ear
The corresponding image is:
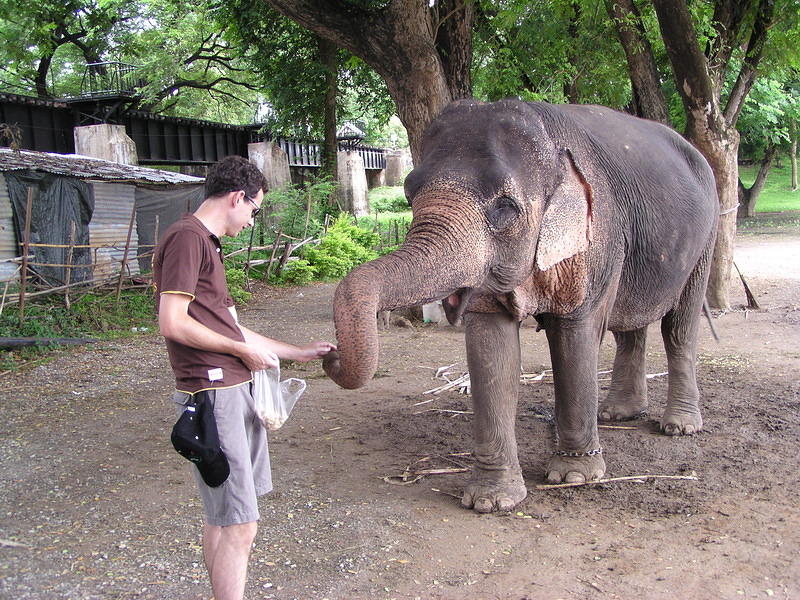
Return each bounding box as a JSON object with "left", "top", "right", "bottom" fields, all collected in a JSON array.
[{"left": 535, "top": 150, "right": 593, "bottom": 271}]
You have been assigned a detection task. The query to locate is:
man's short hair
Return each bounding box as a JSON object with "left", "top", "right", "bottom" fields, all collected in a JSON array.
[{"left": 205, "top": 156, "right": 267, "bottom": 200}]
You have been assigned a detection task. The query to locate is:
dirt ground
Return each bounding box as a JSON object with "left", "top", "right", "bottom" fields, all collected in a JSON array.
[{"left": 1, "top": 215, "right": 799, "bottom": 600}]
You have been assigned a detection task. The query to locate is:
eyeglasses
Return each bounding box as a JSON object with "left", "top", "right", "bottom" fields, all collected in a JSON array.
[{"left": 244, "top": 196, "right": 261, "bottom": 219}]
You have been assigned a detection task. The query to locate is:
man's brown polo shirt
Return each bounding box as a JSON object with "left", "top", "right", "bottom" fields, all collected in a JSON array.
[{"left": 153, "top": 214, "right": 251, "bottom": 393}]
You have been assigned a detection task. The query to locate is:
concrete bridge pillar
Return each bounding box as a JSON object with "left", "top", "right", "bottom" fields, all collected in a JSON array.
[
  {"left": 384, "top": 149, "right": 412, "bottom": 187},
  {"left": 74, "top": 124, "right": 138, "bottom": 164},
  {"left": 337, "top": 150, "right": 369, "bottom": 217},
  {"left": 366, "top": 169, "right": 386, "bottom": 189},
  {"left": 248, "top": 141, "right": 291, "bottom": 192}
]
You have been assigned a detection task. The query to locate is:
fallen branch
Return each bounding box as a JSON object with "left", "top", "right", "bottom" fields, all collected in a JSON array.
[
  {"left": 536, "top": 474, "right": 699, "bottom": 490},
  {"left": 383, "top": 466, "right": 470, "bottom": 486},
  {"left": 431, "top": 487, "right": 462, "bottom": 499},
  {"left": 0, "top": 336, "right": 96, "bottom": 348},
  {"left": 413, "top": 408, "right": 473, "bottom": 416},
  {"left": 383, "top": 455, "right": 472, "bottom": 486},
  {"left": 422, "top": 366, "right": 667, "bottom": 398},
  {"left": 733, "top": 261, "right": 760, "bottom": 310},
  {"left": 423, "top": 373, "right": 470, "bottom": 395}
]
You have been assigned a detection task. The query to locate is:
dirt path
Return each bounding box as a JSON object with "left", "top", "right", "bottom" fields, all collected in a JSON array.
[{"left": 1, "top": 219, "right": 798, "bottom": 600}]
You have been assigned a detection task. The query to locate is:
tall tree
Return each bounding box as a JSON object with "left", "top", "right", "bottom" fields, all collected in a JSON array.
[
  {"left": 737, "top": 74, "right": 799, "bottom": 216},
  {"left": 0, "top": 0, "right": 134, "bottom": 98},
  {"left": 472, "top": 0, "right": 631, "bottom": 108},
  {"left": 651, "top": 0, "right": 780, "bottom": 309},
  {"left": 221, "top": 0, "right": 396, "bottom": 175},
  {"left": 262, "top": 0, "right": 474, "bottom": 162},
  {"left": 319, "top": 35, "right": 339, "bottom": 178},
  {"left": 604, "top": 0, "right": 669, "bottom": 124}
]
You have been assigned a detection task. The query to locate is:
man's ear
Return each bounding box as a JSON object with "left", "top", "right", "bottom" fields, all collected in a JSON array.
[
  {"left": 535, "top": 150, "right": 593, "bottom": 271},
  {"left": 227, "top": 190, "right": 243, "bottom": 208}
]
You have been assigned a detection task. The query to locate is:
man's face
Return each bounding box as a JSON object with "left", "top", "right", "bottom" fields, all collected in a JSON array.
[{"left": 230, "top": 189, "right": 264, "bottom": 236}]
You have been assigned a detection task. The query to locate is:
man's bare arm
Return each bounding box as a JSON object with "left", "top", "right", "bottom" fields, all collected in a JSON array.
[
  {"left": 237, "top": 324, "right": 336, "bottom": 363},
  {"left": 158, "top": 293, "right": 278, "bottom": 371}
]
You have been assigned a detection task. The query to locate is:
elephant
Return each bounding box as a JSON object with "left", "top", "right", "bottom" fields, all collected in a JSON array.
[{"left": 323, "top": 98, "right": 719, "bottom": 513}]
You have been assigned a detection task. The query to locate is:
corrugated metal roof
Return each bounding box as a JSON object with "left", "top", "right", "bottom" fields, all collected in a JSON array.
[{"left": 0, "top": 148, "right": 204, "bottom": 185}]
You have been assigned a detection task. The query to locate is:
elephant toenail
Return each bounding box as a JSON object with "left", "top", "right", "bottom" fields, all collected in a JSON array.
[
  {"left": 497, "top": 497, "right": 515, "bottom": 512},
  {"left": 564, "top": 472, "right": 586, "bottom": 484}
]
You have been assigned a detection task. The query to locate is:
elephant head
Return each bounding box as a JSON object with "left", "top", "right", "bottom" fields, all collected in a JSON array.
[{"left": 324, "top": 99, "right": 595, "bottom": 389}]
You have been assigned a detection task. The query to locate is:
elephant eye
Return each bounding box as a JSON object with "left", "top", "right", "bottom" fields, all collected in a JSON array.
[{"left": 487, "top": 196, "right": 520, "bottom": 230}]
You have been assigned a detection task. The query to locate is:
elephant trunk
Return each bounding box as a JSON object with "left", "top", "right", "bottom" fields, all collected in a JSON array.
[{"left": 324, "top": 209, "right": 487, "bottom": 389}]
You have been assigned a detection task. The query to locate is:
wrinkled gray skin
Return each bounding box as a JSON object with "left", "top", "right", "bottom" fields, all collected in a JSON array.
[{"left": 323, "top": 99, "right": 719, "bottom": 513}]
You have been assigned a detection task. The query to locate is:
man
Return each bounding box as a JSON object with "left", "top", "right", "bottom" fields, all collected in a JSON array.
[{"left": 153, "top": 155, "right": 334, "bottom": 600}]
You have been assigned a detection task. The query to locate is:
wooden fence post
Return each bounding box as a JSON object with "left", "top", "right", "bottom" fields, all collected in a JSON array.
[
  {"left": 265, "top": 230, "right": 283, "bottom": 281},
  {"left": 64, "top": 221, "right": 76, "bottom": 310},
  {"left": 115, "top": 201, "right": 137, "bottom": 304},
  {"left": 18, "top": 187, "right": 33, "bottom": 323}
]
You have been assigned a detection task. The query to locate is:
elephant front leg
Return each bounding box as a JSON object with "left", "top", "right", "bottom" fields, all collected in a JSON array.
[
  {"left": 544, "top": 317, "right": 606, "bottom": 484},
  {"left": 462, "top": 311, "right": 527, "bottom": 513}
]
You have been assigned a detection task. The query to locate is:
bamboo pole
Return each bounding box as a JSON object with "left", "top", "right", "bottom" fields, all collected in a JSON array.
[
  {"left": 18, "top": 187, "right": 33, "bottom": 323},
  {"left": 303, "top": 188, "right": 312, "bottom": 240},
  {"left": 0, "top": 278, "right": 11, "bottom": 317},
  {"left": 64, "top": 221, "right": 76, "bottom": 310},
  {"left": 151, "top": 215, "right": 159, "bottom": 273},
  {"left": 244, "top": 223, "right": 256, "bottom": 290},
  {"left": 3, "top": 276, "right": 118, "bottom": 304},
  {"left": 115, "top": 201, "right": 137, "bottom": 304}
]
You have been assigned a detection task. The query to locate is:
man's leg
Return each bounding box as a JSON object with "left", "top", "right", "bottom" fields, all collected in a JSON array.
[{"left": 203, "top": 521, "right": 257, "bottom": 600}]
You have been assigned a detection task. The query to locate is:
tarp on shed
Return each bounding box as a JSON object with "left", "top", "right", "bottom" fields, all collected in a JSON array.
[
  {"left": 3, "top": 171, "right": 94, "bottom": 285},
  {"left": 135, "top": 184, "right": 204, "bottom": 273}
]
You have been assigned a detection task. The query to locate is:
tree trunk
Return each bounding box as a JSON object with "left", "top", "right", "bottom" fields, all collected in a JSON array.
[
  {"left": 604, "top": 0, "right": 670, "bottom": 125},
  {"left": 738, "top": 144, "right": 777, "bottom": 219},
  {"left": 563, "top": 1, "right": 581, "bottom": 104},
  {"left": 653, "top": 0, "right": 736, "bottom": 309},
  {"left": 264, "top": 0, "right": 474, "bottom": 163},
  {"left": 318, "top": 35, "right": 338, "bottom": 181},
  {"left": 652, "top": 0, "right": 775, "bottom": 310},
  {"left": 692, "top": 131, "right": 740, "bottom": 310},
  {"left": 35, "top": 54, "right": 53, "bottom": 98}
]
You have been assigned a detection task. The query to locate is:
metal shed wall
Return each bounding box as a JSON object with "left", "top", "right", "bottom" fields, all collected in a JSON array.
[
  {"left": 89, "top": 182, "right": 139, "bottom": 279},
  {"left": 0, "top": 176, "right": 19, "bottom": 281}
]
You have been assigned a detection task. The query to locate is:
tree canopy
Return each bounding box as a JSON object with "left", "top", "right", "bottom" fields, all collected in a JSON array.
[
  {"left": 1, "top": 0, "right": 799, "bottom": 308},
  {"left": 264, "top": 0, "right": 799, "bottom": 310}
]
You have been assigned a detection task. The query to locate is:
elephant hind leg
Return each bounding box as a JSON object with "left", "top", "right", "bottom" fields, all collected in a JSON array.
[
  {"left": 659, "top": 244, "right": 713, "bottom": 435},
  {"left": 599, "top": 327, "right": 649, "bottom": 421}
]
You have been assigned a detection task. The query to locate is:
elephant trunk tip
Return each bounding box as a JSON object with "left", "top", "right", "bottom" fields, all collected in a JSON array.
[{"left": 323, "top": 349, "right": 372, "bottom": 389}]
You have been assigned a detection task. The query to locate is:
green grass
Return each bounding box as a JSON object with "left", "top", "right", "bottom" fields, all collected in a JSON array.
[
  {"left": 368, "top": 186, "right": 410, "bottom": 213},
  {"left": 0, "top": 289, "right": 157, "bottom": 371},
  {"left": 739, "top": 163, "right": 799, "bottom": 213}
]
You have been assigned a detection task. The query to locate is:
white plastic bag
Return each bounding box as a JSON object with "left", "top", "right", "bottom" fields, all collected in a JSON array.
[{"left": 253, "top": 367, "right": 307, "bottom": 430}]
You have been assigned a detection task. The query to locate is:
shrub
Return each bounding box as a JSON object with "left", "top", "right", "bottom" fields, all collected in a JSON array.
[
  {"left": 304, "top": 216, "right": 379, "bottom": 279},
  {"left": 267, "top": 178, "right": 339, "bottom": 240},
  {"left": 225, "top": 266, "right": 252, "bottom": 304},
  {"left": 369, "top": 186, "right": 409, "bottom": 213},
  {"left": 273, "top": 259, "right": 316, "bottom": 286}
]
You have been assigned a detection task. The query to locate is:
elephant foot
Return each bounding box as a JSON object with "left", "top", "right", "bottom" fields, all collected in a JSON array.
[
  {"left": 660, "top": 408, "right": 703, "bottom": 436},
  {"left": 598, "top": 397, "right": 647, "bottom": 421},
  {"left": 545, "top": 451, "right": 606, "bottom": 484},
  {"left": 461, "top": 468, "right": 527, "bottom": 514}
]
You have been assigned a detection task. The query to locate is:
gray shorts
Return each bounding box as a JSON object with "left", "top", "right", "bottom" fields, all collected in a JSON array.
[{"left": 172, "top": 383, "right": 272, "bottom": 526}]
